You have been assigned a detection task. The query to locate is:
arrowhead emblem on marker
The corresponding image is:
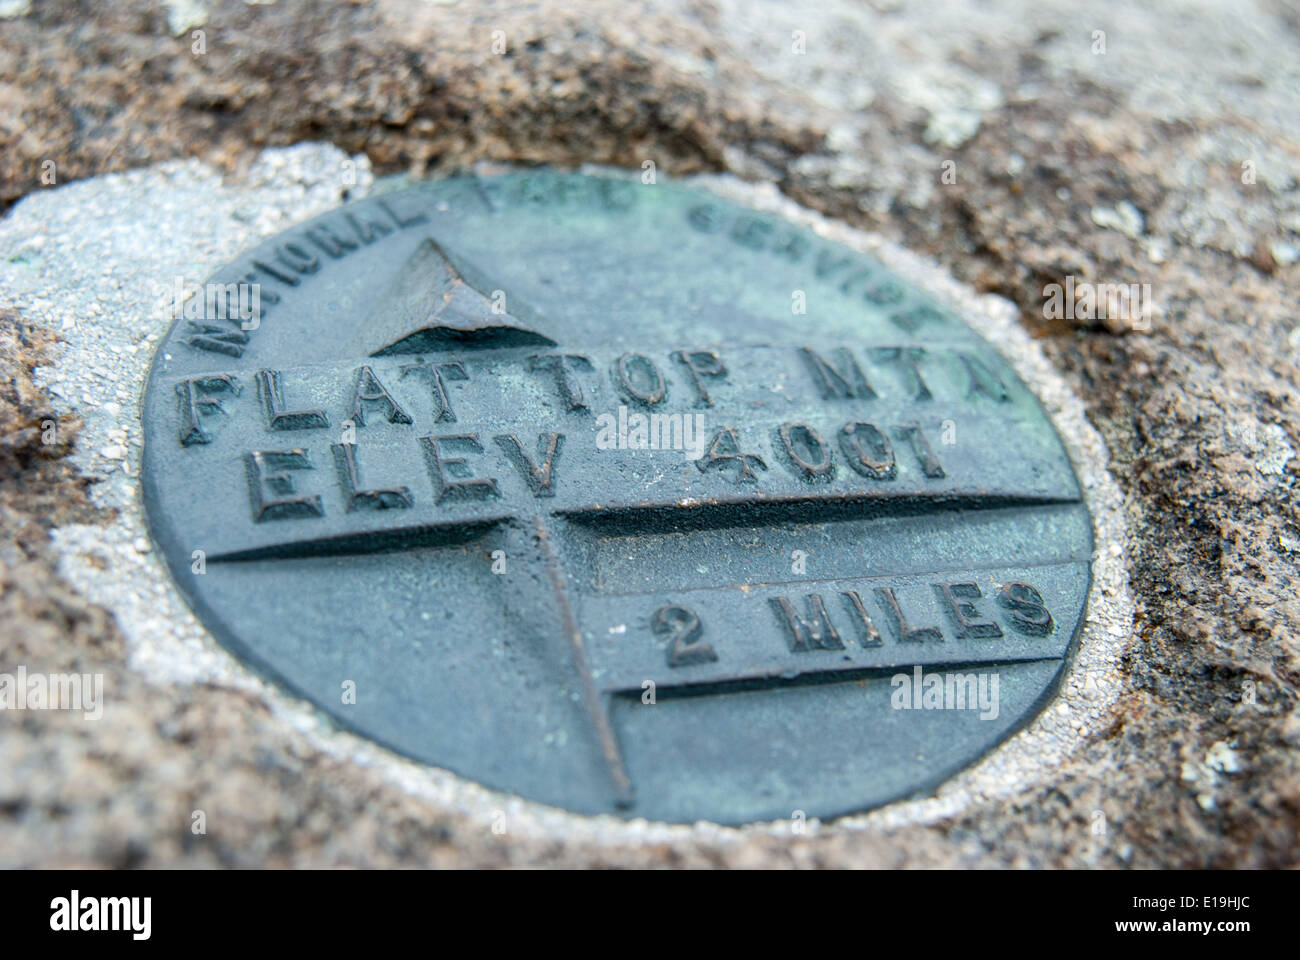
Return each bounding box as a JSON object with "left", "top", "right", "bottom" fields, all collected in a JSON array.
[{"left": 368, "top": 237, "right": 557, "bottom": 355}]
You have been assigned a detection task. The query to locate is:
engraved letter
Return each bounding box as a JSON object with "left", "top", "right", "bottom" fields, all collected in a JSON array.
[
  {"left": 696, "top": 427, "right": 767, "bottom": 484},
  {"left": 528, "top": 354, "right": 593, "bottom": 411},
  {"left": 332, "top": 443, "right": 413, "bottom": 511},
  {"left": 246, "top": 450, "right": 324, "bottom": 522},
  {"left": 186, "top": 321, "right": 249, "bottom": 358},
  {"left": 614, "top": 352, "right": 666, "bottom": 406},
  {"left": 871, "top": 347, "right": 932, "bottom": 401},
  {"left": 276, "top": 241, "right": 320, "bottom": 277},
  {"left": 771, "top": 594, "right": 844, "bottom": 652},
  {"left": 347, "top": 207, "right": 394, "bottom": 245},
  {"left": 305, "top": 222, "right": 358, "bottom": 259},
  {"left": 350, "top": 365, "right": 412, "bottom": 426},
  {"left": 998, "top": 582, "right": 1055, "bottom": 636},
  {"left": 840, "top": 421, "right": 896, "bottom": 480},
  {"left": 257, "top": 370, "right": 329, "bottom": 431},
  {"left": 800, "top": 347, "right": 875, "bottom": 400},
  {"left": 420, "top": 434, "right": 500, "bottom": 503},
  {"left": 935, "top": 582, "right": 1003, "bottom": 639},
  {"left": 777, "top": 423, "right": 834, "bottom": 480},
  {"left": 494, "top": 433, "right": 564, "bottom": 498},
  {"left": 893, "top": 423, "right": 945, "bottom": 478},
  {"left": 400, "top": 360, "right": 468, "bottom": 423},
  {"left": 875, "top": 587, "right": 943, "bottom": 643},
  {"left": 672, "top": 348, "right": 726, "bottom": 406},
  {"left": 175, "top": 374, "right": 239, "bottom": 446},
  {"left": 841, "top": 590, "right": 883, "bottom": 647},
  {"left": 958, "top": 352, "right": 1011, "bottom": 402}
]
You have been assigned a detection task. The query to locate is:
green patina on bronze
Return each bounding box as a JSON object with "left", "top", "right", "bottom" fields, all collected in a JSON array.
[{"left": 140, "top": 171, "right": 1092, "bottom": 824}]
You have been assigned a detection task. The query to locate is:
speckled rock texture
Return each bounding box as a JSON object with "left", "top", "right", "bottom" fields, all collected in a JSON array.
[{"left": 0, "top": 0, "right": 1297, "bottom": 867}]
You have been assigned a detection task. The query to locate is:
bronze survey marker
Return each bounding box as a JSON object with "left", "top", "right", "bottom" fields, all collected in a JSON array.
[{"left": 141, "top": 172, "right": 1092, "bottom": 824}]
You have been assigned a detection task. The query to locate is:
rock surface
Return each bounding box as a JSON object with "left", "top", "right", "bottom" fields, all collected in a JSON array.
[{"left": 0, "top": 0, "right": 1297, "bottom": 867}]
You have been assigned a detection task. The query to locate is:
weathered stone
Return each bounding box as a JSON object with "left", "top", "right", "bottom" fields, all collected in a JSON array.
[{"left": 0, "top": 0, "right": 1297, "bottom": 866}]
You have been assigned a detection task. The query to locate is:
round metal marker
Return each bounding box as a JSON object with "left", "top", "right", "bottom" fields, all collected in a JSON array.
[{"left": 141, "top": 172, "right": 1092, "bottom": 824}]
